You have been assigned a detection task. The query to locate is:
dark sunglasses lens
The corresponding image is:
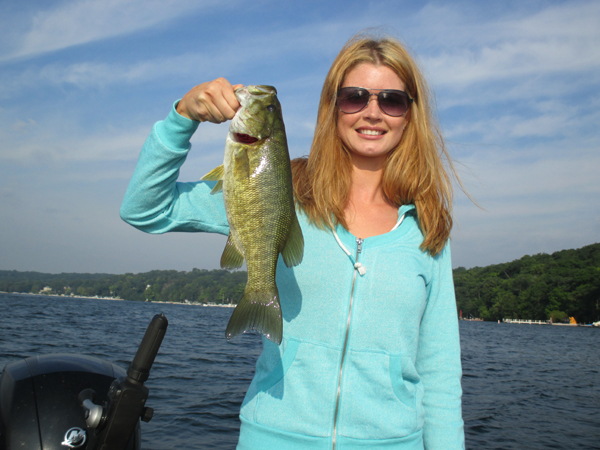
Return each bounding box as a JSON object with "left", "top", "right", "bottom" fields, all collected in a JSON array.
[
  {"left": 378, "top": 91, "right": 410, "bottom": 117},
  {"left": 337, "top": 88, "right": 369, "bottom": 113}
]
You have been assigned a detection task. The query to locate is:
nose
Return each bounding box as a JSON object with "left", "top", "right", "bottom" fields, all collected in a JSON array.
[{"left": 364, "top": 93, "right": 383, "bottom": 117}]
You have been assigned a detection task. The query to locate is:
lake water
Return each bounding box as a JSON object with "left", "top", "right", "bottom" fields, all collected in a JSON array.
[{"left": 1, "top": 293, "right": 598, "bottom": 449}]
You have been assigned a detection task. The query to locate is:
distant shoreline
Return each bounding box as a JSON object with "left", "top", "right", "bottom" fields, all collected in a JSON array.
[{"left": 0, "top": 291, "right": 236, "bottom": 307}]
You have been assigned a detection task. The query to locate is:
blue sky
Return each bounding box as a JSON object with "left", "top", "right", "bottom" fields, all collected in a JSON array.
[{"left": 1, "top": 0, "right": 598, "bottom": 274}]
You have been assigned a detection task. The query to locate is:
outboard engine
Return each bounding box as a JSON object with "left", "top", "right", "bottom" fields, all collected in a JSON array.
[{"left": 0, "top": 313, "right": 168, "bottom": 450}]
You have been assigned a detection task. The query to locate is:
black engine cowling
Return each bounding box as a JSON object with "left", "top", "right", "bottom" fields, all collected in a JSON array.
[
  {"left": 1, "top": 313, "right": 167, "bottom": 450},
  {"left": 0, "top": 354, "right": 140, "bottom": 450}
]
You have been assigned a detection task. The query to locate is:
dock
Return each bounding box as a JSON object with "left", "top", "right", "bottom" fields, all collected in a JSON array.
[{"left": 503, "top": 319, "right": 550, "bottom": 325}]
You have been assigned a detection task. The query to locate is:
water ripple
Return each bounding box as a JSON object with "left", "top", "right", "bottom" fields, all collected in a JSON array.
[{"left": 1, "top": 294, "right": 599, "bottom": 449}]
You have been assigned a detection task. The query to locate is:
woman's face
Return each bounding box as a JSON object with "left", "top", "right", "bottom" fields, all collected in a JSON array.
[{"left": 337, "top": 63, "right": 408, "bottom": 168}]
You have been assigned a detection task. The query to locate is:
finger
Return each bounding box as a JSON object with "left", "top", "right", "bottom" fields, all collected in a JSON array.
[
  {"left": 211, "top": 89, "right": 241, "bottom": 121},
  {"left": 181, "top": 78, "right": 242, "bottom": 122},
  {"left": 202, "top": 96, "right": 234, "bottom": 123},
  {"left": 202, "top": 101, "right": 228, "bottom": 123},
  {"left": 221, "top": 82, "right": 244, "bottom": 116}
]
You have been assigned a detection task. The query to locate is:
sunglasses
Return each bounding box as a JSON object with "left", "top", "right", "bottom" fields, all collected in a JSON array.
[{"left": 336, "top": 87, "right": 413, "bottom": 117}]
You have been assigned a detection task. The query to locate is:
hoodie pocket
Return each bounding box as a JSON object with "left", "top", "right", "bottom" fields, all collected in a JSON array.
[
  {"left": 338, "top": 350, "right": 424, "bottom": 440},
  {"left": 241, "top": 339, "right": 340, "bottom": 437},
  {"left": 390, "top": 354, "right": 422, "bottom": 409},
  {"left": 255, "top": 339, "right": 300, "bottom": 393}
]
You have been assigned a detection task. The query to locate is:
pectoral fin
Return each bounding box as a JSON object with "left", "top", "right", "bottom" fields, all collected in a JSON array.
[
  {"left": 200, "top": 165, "right": 225, "bottom": 194},
  {"left": 200, "top": 164, "right": 225, "bottom": 181},
  {"left": 281, "top": 214, "right": 304, "bottom": 268},
  {"left": 210, "top": 180, "right": 223, "bottom": 194},
  {"left": 220, "top": 233, "right": 245, "bottom": 269}
]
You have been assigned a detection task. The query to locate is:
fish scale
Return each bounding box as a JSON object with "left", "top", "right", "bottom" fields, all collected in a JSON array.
[{"left": 200, "top": 85, "right": 304, "bottom": 344}]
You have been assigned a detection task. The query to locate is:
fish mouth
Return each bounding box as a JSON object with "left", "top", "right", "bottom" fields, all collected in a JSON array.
[
  {"left": 230, "top": 85, "right": 277, "bottom": 144},
  {"left": 233, "top": 133, "right": 259, "bottom": 144}
]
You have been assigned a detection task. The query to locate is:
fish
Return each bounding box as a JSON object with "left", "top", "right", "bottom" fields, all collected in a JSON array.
[{"left": 200, "top": 85, "right": 304, "bottom": 345}]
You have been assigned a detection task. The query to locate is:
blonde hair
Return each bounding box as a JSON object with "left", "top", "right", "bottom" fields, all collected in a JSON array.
[{"left": 292, "top": 34, "right": 457, "bottom": 255}]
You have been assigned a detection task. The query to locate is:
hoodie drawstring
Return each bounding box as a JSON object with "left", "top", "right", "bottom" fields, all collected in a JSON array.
[{"left": 332, "top": 214, "right": 405, "bottom": 276}]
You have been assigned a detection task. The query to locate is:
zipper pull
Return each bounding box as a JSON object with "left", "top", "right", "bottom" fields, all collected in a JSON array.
[{"left": 354, "top": 238, "right": 366, "bottom": 275}]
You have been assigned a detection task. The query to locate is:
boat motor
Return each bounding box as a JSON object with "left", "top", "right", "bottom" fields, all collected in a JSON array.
[{"left": 0, "top": 313, "right": 168, "bottom": 450}]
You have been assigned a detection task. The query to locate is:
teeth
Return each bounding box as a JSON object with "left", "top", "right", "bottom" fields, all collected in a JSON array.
[{"left": 359, "top": 129, "right": 384, "bottom": 136}]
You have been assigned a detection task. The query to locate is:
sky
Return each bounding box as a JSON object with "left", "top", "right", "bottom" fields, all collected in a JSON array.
[{"left": 0, "top": 0, "right": 598, "bottom": 274}]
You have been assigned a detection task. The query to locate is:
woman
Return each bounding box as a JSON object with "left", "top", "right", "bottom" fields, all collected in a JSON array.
[{"left": 121, "top": 35, "right": 465, "bottom": 450}]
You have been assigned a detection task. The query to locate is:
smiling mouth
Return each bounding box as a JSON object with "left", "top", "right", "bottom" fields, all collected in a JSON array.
[
  {"left": 233, "top": 133, "right": 259, "bottom": 144},
  {"left": 357, "top": 129, "right": 385, "bottom": 136}
]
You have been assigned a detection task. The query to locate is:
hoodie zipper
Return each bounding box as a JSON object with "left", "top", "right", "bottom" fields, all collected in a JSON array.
[{"left": 332, "top": 237, "right": 363, "bottom": 450}]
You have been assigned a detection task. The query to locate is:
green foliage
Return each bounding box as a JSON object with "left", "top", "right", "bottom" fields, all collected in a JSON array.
[
  {"left": 454, "top": 243, "right": 600, "bottom": 324},
  {"left": 0, "top": 268, "right": 247, "bottom": 305},
  {"left": 3, "top": 243, "right": 599, "bottom": 321},
  {"left": 547, "top": 310, "right": 568, "bottom": 323}
]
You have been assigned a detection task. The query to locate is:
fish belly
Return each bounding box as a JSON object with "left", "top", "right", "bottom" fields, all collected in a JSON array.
[{"left": 222, "top": 143, "right": 294, "bottom": 344}]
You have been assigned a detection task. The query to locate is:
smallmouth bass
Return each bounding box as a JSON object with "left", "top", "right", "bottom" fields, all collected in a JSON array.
[{"left": 201, "top": 85, "right": 304, "bottom": 345}]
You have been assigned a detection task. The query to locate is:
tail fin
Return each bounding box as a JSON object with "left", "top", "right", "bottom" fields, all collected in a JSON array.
[{"left": 226, "top": 287, "right": 283, "bottom": 344}]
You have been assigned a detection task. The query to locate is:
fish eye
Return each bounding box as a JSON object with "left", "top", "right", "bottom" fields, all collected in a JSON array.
[{"left": 267, "top": 105, "right": 275, "bottom": 112}]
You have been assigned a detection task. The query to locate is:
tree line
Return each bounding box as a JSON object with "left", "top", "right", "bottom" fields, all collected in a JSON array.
[
  {"left": 0, "top": 268, "right": 247, "bottom": 305},
  {"left": 2, "top": 243, "right": 599, "bottom": 323},
  {"left": 454, "top": 243, "right": 600, "bottom": 324}
]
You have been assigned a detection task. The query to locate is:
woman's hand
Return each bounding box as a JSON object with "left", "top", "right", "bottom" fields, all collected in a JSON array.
[{"left": 176, "top": 78, "right": 244, "bottom": 123}]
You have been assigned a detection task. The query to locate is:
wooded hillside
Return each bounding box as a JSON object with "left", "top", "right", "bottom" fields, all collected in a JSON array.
[
  {"left": 3, "top": 243, "right": 599, "bottom": 323},
  {"left": 454, "top": 243, "right": 600, "bottom": 324},
  {"left": 0, "top": 268, "right": 247, "bottom": 304}
]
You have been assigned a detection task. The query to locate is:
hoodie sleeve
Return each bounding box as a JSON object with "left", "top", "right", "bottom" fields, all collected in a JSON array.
[
  {"left": 119, "top": 101, "right": 229, "bottom": 236},
  {"left": 416, "top": 243, "right": 465, "bottom": 450}
]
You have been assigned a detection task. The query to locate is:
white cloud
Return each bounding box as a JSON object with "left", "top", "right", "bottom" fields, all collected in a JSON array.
[
  {"left": 419, "top": 1, "right": 600, "bottom": 89},
  {"left": 451, "top": 144, "right": 600, "bottom": 268},
  {"left": 445, "top": 98, "right": 600, "bottom": 152},
  {"left": 1, "top": 0, "right": 599, "bottom": 274},
  {"left": 1, "top": 0, "right": 220, "bottom": 61},
  {"left": 443, "top": 133, "right": 599, "bottom": 265},
  {"left": 0, "top": 22, "right": 348, "bottom": 96},
  {"left": 0, "top": 117, "right": 234, "bottom": 165},
  {"left": 453, "top": 144, "right": 600, "bottom": 225},
  {"left": 0, "top": 123, "right": 144, "bottom": 163}
]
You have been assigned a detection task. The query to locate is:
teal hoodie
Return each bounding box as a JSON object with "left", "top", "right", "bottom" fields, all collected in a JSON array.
[{"left": 120, "top": 104, "right": 465, "bottom": 450}]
